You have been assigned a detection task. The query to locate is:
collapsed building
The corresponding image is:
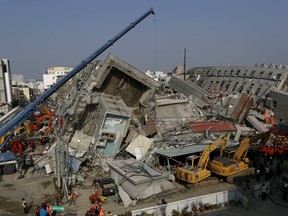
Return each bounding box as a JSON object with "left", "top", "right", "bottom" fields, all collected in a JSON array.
[
  {"left": 58, "top": 54, "right": 160, "bottom": 155},
  {"left": 187, "top": 65, "right": 288, "bottom": 103},
  {"left": 26, "top": 56, "right": 288, "bottom": 204},
  {"left": 186, "top": 65, "right": 288, "bottom": 121}
]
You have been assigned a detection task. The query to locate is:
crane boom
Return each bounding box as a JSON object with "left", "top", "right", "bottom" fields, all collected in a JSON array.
[{"left": 0, "top": 8, "right": 155, "bottom": 144}]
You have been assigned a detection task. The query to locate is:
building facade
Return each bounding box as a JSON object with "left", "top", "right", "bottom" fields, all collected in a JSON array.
[
  {"left": 12, "top": 74, "right": 24, "bottom": 83},
  {"left": 43, "top": 66, "right": 73, "bottom": 89},
  {"left": 188, "top": 65, "right": 288, "bottom": 102},
  {"left": 0, "top": 59, "right": 13, "bottom": 116}
]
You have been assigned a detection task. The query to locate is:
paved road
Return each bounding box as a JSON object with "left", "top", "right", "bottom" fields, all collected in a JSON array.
[{"left": 1, "top": 157, "right": 288, "bottom": 216}]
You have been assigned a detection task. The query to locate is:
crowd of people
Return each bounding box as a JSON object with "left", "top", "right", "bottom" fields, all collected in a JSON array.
[
  {"left": 21, "top": 198, "right": 55, "bottom": 216},
  {"left": 86, "top": 190, "right": 106, "bottom": 216}
]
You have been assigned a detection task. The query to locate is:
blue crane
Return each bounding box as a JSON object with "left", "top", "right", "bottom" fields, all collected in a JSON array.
[{"left": 0, "top": 8, "right": 155, "bottom": 148}]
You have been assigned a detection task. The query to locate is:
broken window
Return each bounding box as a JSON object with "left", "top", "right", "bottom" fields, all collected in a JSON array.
[
  {"left": 236, "top": 70, "right": 241, "bottom": 76},
  {"left": 238, "top": 86, "right": 244, "bottom": 92},
  {"left": 232, "top": 83, "right": 238, "bottom": 92},
  {"left": 247, "top": 84, "right": 253, "bottom": 93},
  {"left": 244, "top": 70, "right": 249, "bottom": 77},
  {"left": 273, "top": 100, "right": 277, "bottom": 108},
  {"left": 225, "top": 84, "right": 230, "bottom": 91},
  {"left": 254, "top": 87, "right": 261, "bottom": 96},
  {"left": 250, "top": 70, "right": 256, "bottom": 77},
  {"left": 276, "top": 73, "right": 281, "bottom": 80}
]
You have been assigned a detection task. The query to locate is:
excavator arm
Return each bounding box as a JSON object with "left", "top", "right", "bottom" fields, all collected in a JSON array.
[
  {"left": 197, "top": 137, "right": 228, "bottom": 169},
  {"left": 233, "top": 131, "right": 271, "bottom": 161}
]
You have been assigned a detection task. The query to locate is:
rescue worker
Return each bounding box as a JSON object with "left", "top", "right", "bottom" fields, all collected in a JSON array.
[
  {"left": 264, "top": 109, "right": 269, "bottom": 124},
  {"left": 40, "top": 203, "right": 47, "bottom": 216},
  {"left": 87, "top": 205, "right": 96, "bottom": 216},
  {"left": 270, "top": 114, "right": 275, "bottom": 125},
  {"left": 261, "top": 184, "right": 267, "bottom": 200},
  {"left": 98, "top": 205, "right": 105, "bottom": 216},
  {"left": 35, "top": 206, "right": 40, "bottom": 216},
  {"left": 89, "top": 189, "right": 98, "bottom": 204},
  {"left": 46, "top": 203, "right": 53, "bottom": 215},
  {"left": 22, "top": 198, "right": 28, "bottom": 214}
]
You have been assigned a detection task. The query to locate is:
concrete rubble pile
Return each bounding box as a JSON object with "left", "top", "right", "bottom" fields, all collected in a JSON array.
[{"left": 8, "top": 55, "right": 288, "bottom": 206}]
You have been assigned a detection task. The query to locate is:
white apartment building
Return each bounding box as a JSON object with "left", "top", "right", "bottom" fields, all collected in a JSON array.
[
  {"left": 0, "top": 59, "right": 13, "bottom": 116},
  {"left": 43, "top": 66, "right": 73, "bottom": 89},
  {"left": 145, "top": 70, "right": 170, "bottom": 85},
  {"left": 145, "top": 70, "right": 167, "bottom": 81},
  {"left": 12, "top": 74, "right": 24, "bottom": 83}
]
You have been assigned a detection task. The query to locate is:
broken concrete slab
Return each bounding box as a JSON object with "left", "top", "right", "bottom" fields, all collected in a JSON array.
[{"left": 107, "top": 158, "right": 175, "bottom": 200}]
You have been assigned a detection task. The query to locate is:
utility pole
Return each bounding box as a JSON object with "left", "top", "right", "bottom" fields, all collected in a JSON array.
[
  {"left": 184, "top": 48, "right": 186, "bottom": 81},
  {"left": 55, "top": 98, "right": 63, "bottom": 204},
  {"left": 55, "top": 136, "right": 62, "bottom": 204}
]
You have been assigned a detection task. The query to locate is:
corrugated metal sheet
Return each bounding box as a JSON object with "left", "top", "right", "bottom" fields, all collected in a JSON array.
[{"left": 188, "top": 121, "right": 237, "bottom": 133}]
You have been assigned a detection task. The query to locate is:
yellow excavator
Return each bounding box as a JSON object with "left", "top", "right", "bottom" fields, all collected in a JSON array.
[
  {"left": 0, "top": 131, "right": 11, "bottom": 146},
  {"left": 176, "top": 137, "right": 228, "bottom": 184},
  {"left": 0, "top": 121, "right": 33, "bottom": 147},
  {"left": 208, "top": 132, "right": 271, "bottom": 183}
]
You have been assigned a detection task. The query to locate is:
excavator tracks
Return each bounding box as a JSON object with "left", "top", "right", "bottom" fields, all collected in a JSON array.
[
  {"left": 226, "top": 167, "right": 255, "bottom": 184},
  {"left": 185, "top": 177, "right": 221, "bottom": 189}
]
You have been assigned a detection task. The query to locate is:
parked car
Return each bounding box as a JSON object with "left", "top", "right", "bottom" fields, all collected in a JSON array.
[{"left": 95, "top": 177, "right": 117, "bottom": 196}]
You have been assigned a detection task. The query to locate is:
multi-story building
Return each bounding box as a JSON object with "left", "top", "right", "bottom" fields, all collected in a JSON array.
[
  {"left": 145, "top": 70, "right": 169, "bottom": 84},
  {"left": 43, "top": 66, "right": 73, "bottom": 89},
  {"left": 11, "top": 79, "right": 44, "bottom": 107},
  {"left": 0, "top": 59, "right": 13, "bottom": 116},
  {"left": 187, "top": 64, "right": 288, "bottom": 123},
  {"left": 12, "top": 74, "right": 24, "bottom": 83},
  {"left": 188, "top": 64, "right": 288, "bottom": 102}
]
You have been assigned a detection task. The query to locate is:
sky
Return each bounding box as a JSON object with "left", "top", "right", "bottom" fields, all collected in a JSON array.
[{"left": 1, "top": 0, "right": 288, "bottom": 81}]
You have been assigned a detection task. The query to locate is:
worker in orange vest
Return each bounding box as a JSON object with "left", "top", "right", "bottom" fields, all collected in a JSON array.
[
  {"left": 98, "top": 206, "right": 105, "bottom": 216},
  {"left": 270, "top": 114, "right": 275, "bottom": 125},
  {"left": 264, "top": 109, "right": 269, "bottom": 124}
]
